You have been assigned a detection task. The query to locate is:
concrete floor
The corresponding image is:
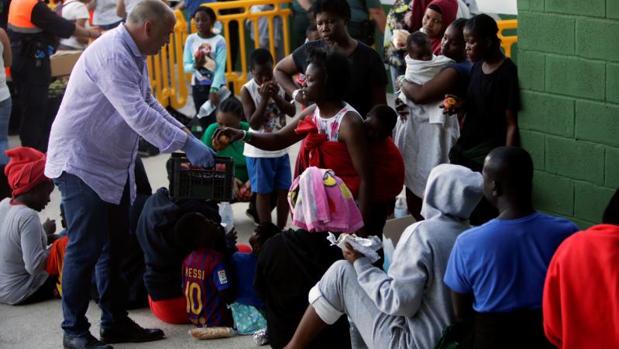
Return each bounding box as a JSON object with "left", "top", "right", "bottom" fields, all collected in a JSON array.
[
  {"left": 0, "top": 93, "right": 398, "bottom": 348},
  {"left": 0, "top": 133, "right": 300, "bottom": 349}
]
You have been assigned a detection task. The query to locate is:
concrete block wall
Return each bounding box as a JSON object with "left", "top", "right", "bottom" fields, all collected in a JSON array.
[{"left": 518, "top": 0, "right": 619, "bottom": 227}]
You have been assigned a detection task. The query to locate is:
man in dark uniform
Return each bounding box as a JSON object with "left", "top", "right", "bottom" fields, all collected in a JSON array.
[{"left": 7, "top": 0, "right": 98, "bottom": 151}]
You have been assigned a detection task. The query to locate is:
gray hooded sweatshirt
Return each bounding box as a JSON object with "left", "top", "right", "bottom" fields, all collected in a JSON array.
[{"left": 352, "top": 164, "right": 483, "bottom": 348}]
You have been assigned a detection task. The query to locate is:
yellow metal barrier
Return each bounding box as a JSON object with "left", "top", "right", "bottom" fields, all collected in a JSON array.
[
  {"left": 148, "top": 0, "right": 292, "bottom": 108},
  {"left": 147, "top": 10, "right": 190, "bottom": 109},
  {"left": 498, "top": 19, "right": 518, "bottom": 58}
]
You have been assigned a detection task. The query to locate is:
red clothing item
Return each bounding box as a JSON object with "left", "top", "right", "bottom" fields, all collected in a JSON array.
[
  {"left": 295, "top": 117, "right": 361, "bottom": 196},
  {"left": 543, "top": 224, "right": 619, "bottom": 349},
  {"left": 148, "top": 296, "right": 190, "bottom": 324},
  {"left": 295, "top": 117, "right": 405, "bottom": 204},
  {"left": 405, "top": 0, "right": 432, "bottom": 32},
  {"left": 46, "top": 236, "right": 68, "bottom": 296},
  {"left": 427, "top": 0, "right": 458, "bottom": 54},
  {"left": 4, "top": 147, "right": 49, "bottom": 197},
  {"left": 370, "top": 138, "right": 404, "bottom": 204}
]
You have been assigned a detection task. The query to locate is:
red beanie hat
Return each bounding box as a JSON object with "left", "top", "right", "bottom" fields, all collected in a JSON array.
[{"left": 4, "top": 147, "right": 49, "bottom": 197}]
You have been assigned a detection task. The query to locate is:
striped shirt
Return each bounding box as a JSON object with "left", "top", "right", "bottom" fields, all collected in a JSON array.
[{"left": 183, "top": 248, "right": 232, "bottom": 327}]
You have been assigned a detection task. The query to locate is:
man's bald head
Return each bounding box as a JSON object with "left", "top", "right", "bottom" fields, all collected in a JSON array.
[
  {"left": 482, "top": 146, "right": 534, "bottom": 202},
  {"left": 128, "top": 0, "right": 175, "bottom": 26},
  {"left": 125, "top": 0, "right": 176, "bottom": 55}
]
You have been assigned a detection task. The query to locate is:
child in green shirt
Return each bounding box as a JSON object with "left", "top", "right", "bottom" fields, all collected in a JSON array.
[{"left": 201, "top": 97, "right": 250, "bottom": 199}]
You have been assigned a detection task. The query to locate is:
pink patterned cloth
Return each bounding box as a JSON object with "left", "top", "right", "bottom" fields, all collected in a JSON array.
[{"left": 288, "top": 167, "right": 364, "bottom": 233}]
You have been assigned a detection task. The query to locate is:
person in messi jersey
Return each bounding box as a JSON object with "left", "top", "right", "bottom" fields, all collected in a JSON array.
[{"left": 179, "top": 212, "right": 236, "bottom": 327}]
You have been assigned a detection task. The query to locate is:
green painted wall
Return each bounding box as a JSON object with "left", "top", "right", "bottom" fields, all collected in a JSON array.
[{"left": 518, "top": 0, "right": 619, "bottom": 227}]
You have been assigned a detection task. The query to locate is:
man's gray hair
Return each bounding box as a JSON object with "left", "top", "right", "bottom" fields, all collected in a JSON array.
[{"left": 128, "top": 0, "right": 174, "bottom": 25}]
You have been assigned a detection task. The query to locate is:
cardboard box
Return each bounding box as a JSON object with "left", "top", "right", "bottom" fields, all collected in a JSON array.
[
  {"left": 383, "top": 215, "right": 416, "bottom": 247},
  {"left": 50, "top": 50, "right": 83, "bottom": 77}
]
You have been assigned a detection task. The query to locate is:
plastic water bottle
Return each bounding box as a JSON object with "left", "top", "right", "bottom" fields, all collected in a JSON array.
[
  {"left": 382, "top": 237, "right": 395, "bottom": 272},
  {"left": 394, "top": 196, "right": 408, "bottom": 218},
  {"left": 218, "top": 202, "right": 234, "bottom": 233}
]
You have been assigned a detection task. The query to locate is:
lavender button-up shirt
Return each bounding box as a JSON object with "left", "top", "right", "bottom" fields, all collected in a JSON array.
[{"left": 45, "top": 25, "right": 188, "bottom": 204}]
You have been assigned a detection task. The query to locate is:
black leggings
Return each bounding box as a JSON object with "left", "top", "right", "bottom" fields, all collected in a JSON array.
[{"left": 17, "top": 275, "right": 57, "bottom": 305}]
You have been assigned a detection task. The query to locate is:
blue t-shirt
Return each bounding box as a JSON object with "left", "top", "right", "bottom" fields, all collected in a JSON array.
[
  {"left": 232, "top": 252, "right": 263, "bottom": 308},
  {"left": 443, "top": 212, "right": 578, "bottom": 313}
]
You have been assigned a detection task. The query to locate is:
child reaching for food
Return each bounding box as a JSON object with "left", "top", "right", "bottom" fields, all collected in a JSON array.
[
  {"left": 202, "top": 97, "right": 252, "bottom": 201},
  {"left": 393, "top": 31, "right": 460, "bottom": 221}
]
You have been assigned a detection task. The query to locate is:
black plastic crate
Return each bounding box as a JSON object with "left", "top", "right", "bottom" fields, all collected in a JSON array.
[{"left": 170, "top": 153, "right": 235, "bottom": 202}]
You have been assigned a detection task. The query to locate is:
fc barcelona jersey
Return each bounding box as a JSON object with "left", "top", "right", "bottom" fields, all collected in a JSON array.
[{"left": 182, "top": 248, "right": 233, "bottom": 327}]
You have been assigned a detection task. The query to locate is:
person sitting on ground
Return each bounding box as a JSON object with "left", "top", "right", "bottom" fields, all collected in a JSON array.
[
  {"left": 254, "top": 168, "right": 360, "bottom": 349},
  {"left": 228, "top": 222, "right": 279, "bottom": 335},
  {"left": 180, "top": 212, "right": 235, "bottom": 327},
  {"left": 241, "top": 48, "right": 295, "bottom": 229},
  {"left": 443, "top": 147, "right": 578, "bottom": 349},
  {"left": 216, "top": 47, "right": 372, "bottom": 231},
  {"left": 183, "top": 6, "right": 227, "bottom": 127},
  {"left": 0, "top": 147, "right": 65, "bottom": 305},
  {"left": 136, "top": 158, "right": 220, "bottom": 324},
  {"left": 202, "top": 97, "right": 252, "bottom": 201},
  {"left": 283, "top": 164, "right": 483, "bottom": 349},
  {"left": 363, "top": 105, "right": 404, "bottom": 234},
  {"left": 542, "top": 188, "right": 619, "bottom": 349},
  {"left": 394, "top": 31, "right": 459, "bottom": 221},
  {"left": 274, "top": 0, "right": 387, "bottom": 119}
]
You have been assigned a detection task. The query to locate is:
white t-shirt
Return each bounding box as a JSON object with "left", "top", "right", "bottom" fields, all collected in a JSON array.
[
  {"left": 0, "top": 199, "right": 49, "bottom": 305},
  {"left": 242, "top": 78, "right": 288, "bottom": 158},
  {"left": 124, "top": 0, "right": 142, "bottom": 17},
  {"left": 93, "top": 0, "right": 122, "bottom": 26},
  {"left": 0, "top": 42, "right": 10, "bottom": 102},
  {"left": 60, "top": 1, "right": 90, "bottom": 50}
]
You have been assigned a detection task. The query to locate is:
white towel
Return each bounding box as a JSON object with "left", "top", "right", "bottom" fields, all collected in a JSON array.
[{"left": 398, "top": 54, "right": 454, "bottom": 125}]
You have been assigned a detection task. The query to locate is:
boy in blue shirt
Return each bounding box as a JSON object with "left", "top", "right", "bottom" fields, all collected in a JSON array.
[{"left": 443, "top": 147, "right": 578, "bottom": 349}]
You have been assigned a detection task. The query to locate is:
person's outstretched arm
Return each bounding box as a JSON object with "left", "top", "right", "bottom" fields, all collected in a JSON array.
[
  {"left": 215, "top": 106, "right": 315, "bottom": 151},
  {"left": 94, "top": 56, "right": 188, "bottom": 153}
]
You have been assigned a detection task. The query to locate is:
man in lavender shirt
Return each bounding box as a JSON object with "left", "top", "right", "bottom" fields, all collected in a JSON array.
[{"left": 44, "top": 1, "right": 215, "bottom": 348}]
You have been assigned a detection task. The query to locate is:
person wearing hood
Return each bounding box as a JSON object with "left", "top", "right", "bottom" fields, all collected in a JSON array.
[
  {"left": 282, "top": 163, "right": 484, "bottom": 349},
  {"left": 0, "top": 147, "right": 59, "bottom": 305}
]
